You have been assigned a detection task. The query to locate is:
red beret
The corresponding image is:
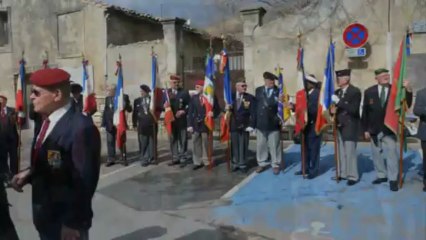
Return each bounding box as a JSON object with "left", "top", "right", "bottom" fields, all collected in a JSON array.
[
  {"left": 0, "top": 95, "right": 6, "bottom": 100},
  {"left": 195, "top": 80, "right": 204, "bottom": 86},
  {"left": 170, "top": 75, "right": 181, "bottom": 81},
  {"left": 30, "top": 68, "right": 71, "bottom": 87}
]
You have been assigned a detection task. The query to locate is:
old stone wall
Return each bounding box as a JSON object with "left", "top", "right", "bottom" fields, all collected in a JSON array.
[{"left": 242, "top": 0, "right": 426, "bottom": 96}]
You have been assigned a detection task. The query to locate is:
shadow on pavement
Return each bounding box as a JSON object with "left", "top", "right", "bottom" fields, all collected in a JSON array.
[{"left": 111, "top": 226, "right": 167, "bottom": 240}]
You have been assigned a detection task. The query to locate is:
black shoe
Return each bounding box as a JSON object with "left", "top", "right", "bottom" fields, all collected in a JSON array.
[
  {"left": 331, "top": 176, "right": 347, "bottom": 181},
  {"left": 179, "top": 162, "right": 187, "bottom": 168},
  {"left": 231, "top": 167, "right": 239, "bottom": 172},
  {"left": 105, "top": 161, "right": 115, "bottom": 167},
  {"left": 122, "top": 161, "right": 129, "bottom": 167},
  {"left": 168, "top": 161, "right": 179, "bottom": 166},
  {"left": 307, "top": 174, "right": 317, "bottom": 179},
  {"left": 141, "top": 162, "right": 150, "bottom": 167},
  {"left": 347, "top": 180, "right": 357, "bottom": 186},
  {"left": 390, "top": 181, "right": 398, "bottom": 192},
  {"left": 295, "top": 170, "right": 309, "bottom": 176},
  {"left": 192, "top": 165, "right": 204, "bottom": 170},
  {"left": 372, "top": 178, "right": 388, "bottom": 184},
  {"left": 240, "top": 168, "right": 248, "bottom": 174}
]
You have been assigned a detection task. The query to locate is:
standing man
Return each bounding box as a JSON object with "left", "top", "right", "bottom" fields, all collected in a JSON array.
[
  {"left": 132, "top": 85, "right": 157, "bottom": 167},
  {"left": 70, "top": 83, "right": 83, "bottom": 113},
  {"left": 413, "top": 87, "right": 426, "bottom": 192},
  {"left": 362, "top": 68, "right": 413, "bottom": 192},
  {"left": 331, "top": 69, "right": 361, "bottom": 185},
  {"left": 71, "top": 83, "right": 97, "bottom": 116},
  {"left": 293, "top": 74, "right": 322, "bottom": 179},
  {"left": 101, "top": 84, "right": 132, "bottom": 166},
  {"left": 227, "top": 79, "right": 256, "bottom": 173},
  {"left": 255, "top": 72, "right": 282, "bottom": 175},
  {"left": 0, "top": 111, "right": 19, "bottom": 239},
  {"left": 165, "top": 75, "right": 191, "bottom": 167},
  {"left": 0, "top": 95, "right": 19, "bottom": 183},
  {"left": 187, "top": 80, "right": 220, "bottom": 170},
  {"left": 11, "top": 68, "right": 101, "bottom": 239}
]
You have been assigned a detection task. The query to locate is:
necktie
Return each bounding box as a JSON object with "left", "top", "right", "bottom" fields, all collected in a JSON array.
[
  {"left": 237, "top": 93, "right": 242, "bottom": 109},
  {"left": 34, "top": 119, "right": 50, "bottom": 151},
  {"left": 199, "top": 95, "right": 203, "bottom": 105},
  {"left": 380, "top": 86, "right": 386, "bottom": 108},
  {"left": 0, "top": 108, "right": 5, "bottom": 118}
]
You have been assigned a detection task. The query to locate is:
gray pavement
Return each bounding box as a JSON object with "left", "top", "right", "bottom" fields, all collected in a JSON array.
[{"left": 8, "top": 129, "right": 280, "bottom": 240}]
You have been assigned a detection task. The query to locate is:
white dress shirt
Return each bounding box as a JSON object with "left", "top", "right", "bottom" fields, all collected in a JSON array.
[{"left": 38, "top": 103, "right": 71, "bottom": 143}]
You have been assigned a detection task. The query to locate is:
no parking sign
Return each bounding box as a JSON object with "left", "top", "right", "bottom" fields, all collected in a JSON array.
[{"left": 343, "top": 23, "right": 369, "bottom": 48}]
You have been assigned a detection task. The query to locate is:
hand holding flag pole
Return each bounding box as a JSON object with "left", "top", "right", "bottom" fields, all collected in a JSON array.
[
  {"left": 151, "top": 46, "right": 159, "bottom": 164},
  {"left": 220, "top": 34, "right": 232, "bottom": 172},
  {"left": 296, "top": 29, "right": 307, "bottom": 178}
]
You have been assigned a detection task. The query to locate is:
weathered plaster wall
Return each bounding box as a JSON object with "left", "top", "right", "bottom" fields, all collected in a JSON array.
[
  {"left": 107, "top": 12, "right": 163, "bottom": 46},
  {"left": 106, "top": 40, "right": 167, "bottom": 102},
  {"left": 242, "top": 0, "right": 426, "bottom": 95}
]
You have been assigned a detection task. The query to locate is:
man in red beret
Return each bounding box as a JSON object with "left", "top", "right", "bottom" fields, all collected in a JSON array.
[
  {"left": 187, "top": 80, "right": 220, "bottom": 170},
  {"left": 163, "top": 74, "right": 191, "bottom": 168},
  {"left": 0, "top": 95, "right": 19, "bottom": 185},
  {"left": 11, "top": 68, "right": 101, "bottom": 239}
]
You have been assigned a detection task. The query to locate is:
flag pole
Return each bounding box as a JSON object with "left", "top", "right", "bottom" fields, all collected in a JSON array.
[
  {"left": 151, "top": 46, "right": 159, "bottom": 165},
  {"left": 277, "top": 65, "right": 285, "bottom": 171},
  {"left": 329, "top": 28, "right": 340, "bottom": 183},
  {"left": 222, "top": 34, "right": 231, "bottom": 173},
  {"left": 297, "top": 29, "right": 306, "bottom": 178},
  {"left": 119, "top": 54, "right": 128, "bottom": 166},
  {"left": 399, "top": 99, "right": 406, "bottom": 188},
  {"left": 208, "top": 37, "right": 214, "bottom": 172},
  {"left": 16, "top": 50, "right": 25, "bottom": 172}
]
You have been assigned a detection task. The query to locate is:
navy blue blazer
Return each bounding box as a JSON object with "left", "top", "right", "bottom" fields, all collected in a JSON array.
[
  {"left": 163, "top": 88, "right": 191, "bottom": 128},
  {"left": 228, "top": 92, "right": 256, "bottom": 132},
  {"left": 414, "top": 88, "right": 426, "bottom": 141},
  {"left": 30, "top": 108, "right": 101, "bottom": 231},
  {"left": 187, "top": 93, "right": 220, "bottom": 133},
  {"left": 255, "top": 85, "right": 280, "bottom": 131}
]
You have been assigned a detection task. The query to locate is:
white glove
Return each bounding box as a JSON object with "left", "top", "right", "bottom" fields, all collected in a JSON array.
[
  {"left": 245, "top": 127, "right": 254, "bottom": 132},
  {"left": 331, "top": 94, "right": 340, "bottom": 104},
  {"left": 187, "top": 127, "right": 194, "bottom": 133}
]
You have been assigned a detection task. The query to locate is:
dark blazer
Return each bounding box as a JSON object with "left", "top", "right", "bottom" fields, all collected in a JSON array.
[
  {"left": 362, "top": 84, "right": 413, "bottom": 136},
  {"left": 228, "top": 92, "right": 256, "bottom": 132},
  {"left": 255, "top": 85, "right": 280, "bottom": 131},
  {"left": 164, "top": 88, "right": 191, "bottom": 128},
  {"left": 414, "top": 88, "right": 426, "bottom": 141},
  {"left": 335, "top": 85, "right": 361, "bottom": 141},
  {"left": 0, "top": 107, "right": 18, "bottom": 146},
  {"left": 101, "top": 94, "right": 132, "bottom": 133},
  {"left": 306, "top": 88, "right": 320, "bottom": 129},
  {"left": 187, "top": 93, "right": 220, "bottom": 133},
  {"left": 30, "top": 108, "right": 101, "bottom": 231},
  {"left": 71, "top": 95, "right": 83, "bottom": 113},
  {"left": 132, "top": 96, "right": 156, "bottom": 135}
]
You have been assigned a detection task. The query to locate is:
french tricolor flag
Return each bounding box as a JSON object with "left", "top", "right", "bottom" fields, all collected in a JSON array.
[
  {"left": 82, "top": 59, "right": 96, "bottom": 114},
  {"left": 16, "top": 59, "right": 26, "bottom": 126},
  {"left": 113, "top": 59, "right": 127, "bottom": 149},
  {"left": 315, "top": 42, "right": 335, "bottom": 134}
]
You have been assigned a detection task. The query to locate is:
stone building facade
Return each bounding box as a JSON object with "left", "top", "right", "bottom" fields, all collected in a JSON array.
[
  {"left": 0, "top": 0, "right": 242, "bottom": 128},
  {"left": 240, "top": 0, "right": 426, "bottom": 96}
]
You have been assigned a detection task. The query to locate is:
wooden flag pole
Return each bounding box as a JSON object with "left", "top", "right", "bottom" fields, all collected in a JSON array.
[
  {"left": 208, "top": 37, "right": 214, "bottom": 172},
  {"left": 119, "top": 54, "right": 128, "bottom": 166},
  {"left": 297, "top": 29, "right": 306, "bottom": 178},
  {"left": 222, "top": 34, "right": 231, "bottom": 173},
  {"left": 151, "top": 46, "right": 159, "bottom": 165},
  {"left": 398, "top": 99, "right": 407, "bottom": 188},
  {"left": 333, "top": 112, "right": 340, "bottom": 182}
]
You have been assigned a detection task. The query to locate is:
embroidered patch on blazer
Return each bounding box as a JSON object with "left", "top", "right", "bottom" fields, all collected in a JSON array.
[
  {"left": 47, "top": 150, "right": 62, "bottom": 169},
  {"left": 243, "top": 99, "right": 250, "bottom": 109}
]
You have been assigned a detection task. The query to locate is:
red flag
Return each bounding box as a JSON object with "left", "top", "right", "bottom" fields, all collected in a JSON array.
[
  {"left": 294, "top": 90, "right": 307, "bottom": 135},
  {"left": 219, "top": 113, "right": 230, "bottom": 143},
  {"left": 385, "top": 37, "right": 407, "bottom": 134},
  {"left": 163, "top": 89, "right": 175, "bottom": 136}
]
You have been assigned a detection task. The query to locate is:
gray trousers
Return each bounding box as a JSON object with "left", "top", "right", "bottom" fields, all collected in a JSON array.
[
  {"left": 169, "top": 128, "right": 188, "bottom": 163},
  {"left": 192, "top": 132, "right": 210, "bottom": 166},
  {"left": 337, "top": 132, "right": 359, "bottom": 181},
  {"left": 231, "top": 131, "right": 249, "bottom": 169},
  {"left": 370, "top": 134, "right": 399, "bottom": 181},
  {"left": 138, "top": 134, "right": 154, "bottom": 164},
  {"left": 256, "top": 130, "right": 282, "bottom": 168}
]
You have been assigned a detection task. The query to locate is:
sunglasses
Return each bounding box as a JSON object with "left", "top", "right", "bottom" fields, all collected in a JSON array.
[{"left": 31, "top": 89, "right": 41, "bottom": 97}]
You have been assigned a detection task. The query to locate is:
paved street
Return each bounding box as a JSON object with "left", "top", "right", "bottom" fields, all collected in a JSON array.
[{"left": 6, "top": 130, "right": 426, "bottom": 240}]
